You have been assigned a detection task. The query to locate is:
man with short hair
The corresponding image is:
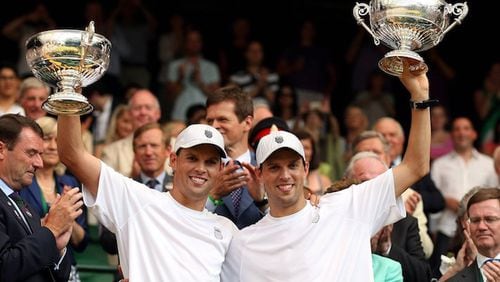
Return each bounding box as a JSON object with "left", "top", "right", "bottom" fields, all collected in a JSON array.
[
  {"left": 431, "top": 117, "right": 498, "bottom": 269},
  {"left": 222, "top": 60, "right": 431, "bottom": 281},
  {"left": 448, "top": 187, "right": 500, "bottom": 282},
  {"left": 374, "top": 117, "right": 405, "bottom": 166},
  {"left": 18, "top": 76, "right": 50, "bottom": 120},
  {"left": 58, "top": 115, "right": 238, "bottom": 281},
  {"left": 206, "top": 86, "right": 265, "bottom": 229},
  {"left": 101, "top": 89, "right": 161, "bottom": 177},
  {"left": 0, "top": 113, "right": 83, "bottom": 281},
  {"left": 133, "top": 122, "right": 173, "bottom": 191}
]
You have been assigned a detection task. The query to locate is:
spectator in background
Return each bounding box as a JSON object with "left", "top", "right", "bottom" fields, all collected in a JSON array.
[
  {"left": 342, "top": 104, "right": 369, "bottom": 163},
  {"left": 167, "top": 29, "right": 220, "bottom": 122},
  {"left": 109, "top": 0, "right": 157, "bottom": 88},
  {"left": 473, "top": 61, "right": 500, "bottom": 156},
  {"left": 1, "top": 3, "right": 56, "bottom": 77},
  {"left": 0, "top": 63, "right": 23, "bottom": 116},
  {"left": 218, "top": 17, "right": 253, "bottom": 83},
  {"left": 101, "top": 89, "right": 161, "bottom": 177},
  {"left": 157, "top": 13, "right": 186, "bottom": 120},
  {"left": 430, "top": 117, "right": 498, "bottom": 274},
  {"left": 430, "top": 104, "right": 453, "bottom": 162},
  {"left": 229, "top": 40, "right": 279, "bottom": 106},
  {"left": 276, "top": 19, "right": 336, "bottom": 108},
  {"left": 94, "top": 104, "right": 133, "bottom": 159},
  {"left": 18, "top": 76, "right": 49, "bottom": 121},
  {"left": 295, "top": 129, "right": 332, "bottom": 195},
  {"left": 353, "top": 70, "right": 396, "bottom": 127},
  {"left": 185, "top": 103, "right": 207, "bottom": 126},
  {"left": 272, "top": 83, "right": 300, "bottom": 129},
  {"left": 447, "top": 187, "right": 500, "bottom": 282}
]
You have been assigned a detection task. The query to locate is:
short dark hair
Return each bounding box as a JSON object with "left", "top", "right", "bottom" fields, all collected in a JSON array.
[
  {"left": 206, "top": 86, "right": 253, "bottom": 122},
  {"left": 467, "top": 187, "right": 500, "bottom": 214},
  {"left": 133, "top": 122, "right": 167, "bottom": 149},
  {"left": 294, "top": 129, "right": 320, "bottom": 170},
  {"left": 0, "top": 114, "right": 43, "bottom": 150}
]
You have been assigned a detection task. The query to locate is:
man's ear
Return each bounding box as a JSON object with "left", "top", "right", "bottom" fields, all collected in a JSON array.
[
  {"left": 0, "top": 141, "right": 6, "bottom": 160},
  {"left": 169, "top": 152, "right": 177, "bottom": 170}
]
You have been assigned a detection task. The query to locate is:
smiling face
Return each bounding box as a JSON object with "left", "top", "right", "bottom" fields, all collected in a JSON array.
[
  {"left": 468, "top": 199, "right": 500, "bottom": 258},
  {"left": 169, "top": 144, "right": 222, "bottom": 210},
  {"left": 0, "top": 128, "right": 43, "bottom": 190},
  {"left": 258, "top": 148, "right": 309, "bottom": 217},
  {"left": 206, "top": 101, "right": 252, "bottom": 154},
  {"left": 134, "top": 128, "right": 168, "bottom": 178},
  {"left": 20, "top": 87, "right": 49, "bottom": 120}
]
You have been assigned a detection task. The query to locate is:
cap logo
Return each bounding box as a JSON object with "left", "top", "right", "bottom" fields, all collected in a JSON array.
[
  {"left": 205, "top": 130, "right": 213, "bottom": 138},
  {"left": 275, "top": 136, "right": 284, "bottom": 144}
]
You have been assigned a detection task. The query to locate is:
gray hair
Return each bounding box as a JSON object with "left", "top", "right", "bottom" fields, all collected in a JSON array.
[
  {"left": 344, "top": 151, "right": 388, "bottom": 178},
  {"left": 19, "top": 77, "right": 51, "bottom": 99},
  {"left": 352, "top": 130, "right": 391, "bottom": 155}
]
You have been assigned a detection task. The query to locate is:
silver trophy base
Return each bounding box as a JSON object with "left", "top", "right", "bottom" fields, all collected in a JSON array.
[
  {"left": 378, "top": 50, "right": 428, "bottom": 76},
  {"left": 42, "top": 91, "right": 94, "bottom": 116}
]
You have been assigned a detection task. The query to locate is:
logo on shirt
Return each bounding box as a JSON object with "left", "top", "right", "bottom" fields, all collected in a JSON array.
[{"left": 214, "top": 227, "right": 223, "bottom": 240}]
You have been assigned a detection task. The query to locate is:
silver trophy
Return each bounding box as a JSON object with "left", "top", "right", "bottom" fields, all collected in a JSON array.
[
  {"left": 353, "top": 0, "right": 468, "bottom": 76},
  {"left": 25, "top": 21, "right": 111, "bottom": 115}
]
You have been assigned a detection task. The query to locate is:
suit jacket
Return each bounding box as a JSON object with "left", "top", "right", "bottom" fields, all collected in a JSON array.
[
  {"left": 447, "top": 261, "right": 482, "bottom": 282},
  {"left": 215, "top": 152, "right": 264, "bottom": 229},
  {"left": 20, "top": 173, "right": 90, "bottom": 264},
  {"left": 0, "top": 190, "right": 71, "bottom": 281},
  {"left": 389, "top": 214, "right": 432, "bottom": 282},
  {"left": 134, "top": 173, "right": 173, "bottom": 192}
]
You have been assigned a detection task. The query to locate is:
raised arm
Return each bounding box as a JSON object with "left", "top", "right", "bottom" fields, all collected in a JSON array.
[
  {"left": 57, "top": 115, "right": 101, "bottom": 198},
  {"left": 393, "top": 61, "right": 431, "bottom": 197}
]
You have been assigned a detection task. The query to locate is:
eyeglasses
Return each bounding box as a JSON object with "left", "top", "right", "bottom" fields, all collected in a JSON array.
[
  {"left": 468, "top": 216, "right": 500, "bottom": 226},
  {"left": 0, "top": 76, "right": 17, "bottom": 80}
]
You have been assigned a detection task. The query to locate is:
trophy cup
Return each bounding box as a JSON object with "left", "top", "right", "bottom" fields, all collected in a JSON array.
[
  {"left": 353, "top": 0, "right": 468, "bottom": 76},
  {"left": 25, "top": 21, "right": 111, "bottom": 115}
]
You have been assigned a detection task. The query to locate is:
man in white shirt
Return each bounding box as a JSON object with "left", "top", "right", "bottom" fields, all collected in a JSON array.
[
  {"left": 221, "top": 59, "right": 432, "bottom": 281},
  {"left": 430, "top": 117, "right": 498, "bottom": 270},
  {"left": 58, "top": 116, "right": 238, "bottom": 281},
  {"left": 448, "top": 187, "right": 500, "bottom": 282}
]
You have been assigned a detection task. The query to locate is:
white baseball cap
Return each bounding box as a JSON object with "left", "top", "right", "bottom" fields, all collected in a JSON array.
[
  {"left": 256, "top": 130, "right": 305, "bottom": 166},
  {"left": 174, "top": 124, "right": 227, "bottom": 158}
]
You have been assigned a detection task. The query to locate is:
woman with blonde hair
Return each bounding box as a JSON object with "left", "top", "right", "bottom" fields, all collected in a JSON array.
[
  {"left": 19, "top": 116, "right": 89, "bottom": 282},
  {"left": 94, "top": 104, "right": 133, "bottom": 159}
]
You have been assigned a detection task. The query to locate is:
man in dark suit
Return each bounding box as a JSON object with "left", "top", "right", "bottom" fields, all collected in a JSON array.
[
  {"left": 0, "top": 114, "right": 83, "bottom": 281},
  {"left": 206, "top": 86, "right": 266, "bottom": 229},
  {"left": 448, "top": 187, "right": 500, "bottom": 282}
]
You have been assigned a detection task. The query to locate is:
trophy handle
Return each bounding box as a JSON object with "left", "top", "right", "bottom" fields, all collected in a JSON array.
[
  {"left": 434, "top": 2, "right": 469, "bottom": 45},
  {"left": 353, "top": 2, "right": 381, "bottom": 46}
]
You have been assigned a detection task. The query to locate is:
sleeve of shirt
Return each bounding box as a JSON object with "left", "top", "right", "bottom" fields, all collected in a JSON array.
[
  {"left": 351, "top": 169, "right": 406, "bottom": 236},
  {"left": 83, "top": 161, "right": 154, "bottom": 232}
]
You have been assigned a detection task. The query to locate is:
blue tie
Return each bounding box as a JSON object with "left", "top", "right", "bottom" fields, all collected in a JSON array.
[
  {"left": 482, "top": 258, "right": 500, "bottom": 267},
  {"left": 146, "top": 179, "right": 159, "bottom": 190}
]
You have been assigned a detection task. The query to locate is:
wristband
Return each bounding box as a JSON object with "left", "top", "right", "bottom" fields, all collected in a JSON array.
[
  {"left": 208, "top": 195, "right": 223, "bottom": 206},
  {"left": 409, "top": 99, "right": 439, "bottom": 109}
]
